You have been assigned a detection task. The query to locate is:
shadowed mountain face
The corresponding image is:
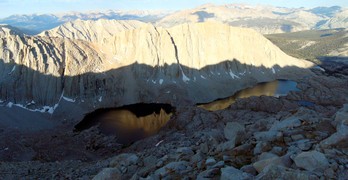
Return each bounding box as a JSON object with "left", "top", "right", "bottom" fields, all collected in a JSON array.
[{"left": 0, "top": 21, "right": 313, "bottom": 113}]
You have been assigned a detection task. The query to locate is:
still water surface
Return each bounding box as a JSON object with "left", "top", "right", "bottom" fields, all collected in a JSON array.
[
  {"left": 199, "top": 80, "right": 300, "bottom": 111},
  {"left": 75, "top": 103, "right": 173, "bottom": 144}
]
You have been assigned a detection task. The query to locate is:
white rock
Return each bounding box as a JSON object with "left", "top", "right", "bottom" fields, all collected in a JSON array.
[
  {"left": 270, "top": 117, "right": 301, "bottom": 131},
  {"left": 294, "top": 151, "right": 329, "bottom": 171}
]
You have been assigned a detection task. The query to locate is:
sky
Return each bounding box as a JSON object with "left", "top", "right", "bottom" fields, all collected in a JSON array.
[{"left": 0, "top": 0, "right": 347, "bottom": 18}]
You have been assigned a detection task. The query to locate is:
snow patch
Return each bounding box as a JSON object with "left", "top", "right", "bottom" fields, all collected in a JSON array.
[
  {"left": 165, "top": 91, "right": 171, "bottom": 94},
  {"left": 27, "top": 100, "right": 35, "bottom": 106},
  {"left": 152, "top": 80, "right": 156, "bottom": 84},
  {"left": 182, "top": 73, "right": 190, "bottom": 83},
  {"left": 229, "top": 70, "right": 240, "bottom": 79},
  {"left": 239, "top": 71, "right": 246, "bottom": 75},
  {"left": 155, "top": 140, "right": 164, "bottom": 147},
  {"left": 8, "top": 66, "right": 16, "bottom": 75},
  {"left": 299, "top": 41, "right": 316, "bottom": 50},
  {"left": 6, "top": 102, "right": 13, "bottom": 108},
  {"left": 272, "top": 67, "right": 276, "bottom": 74},
  {"left": 159, "top": 79, "right": 163, "bottom": 85},
  {"left": 98, "top": 96, "right": 103, "bottom": 102},
  {"left": 314, "top": 66, "right": 325, "bottom": 72},
  {"left": 6, "top": 102, "right": 59, "bottom": 114},
  {"left": 200, "top": 75, "right": 207, "bottom": 79},
  {"left": 63, "top": 96, "right": 76, "bottom": 103}
]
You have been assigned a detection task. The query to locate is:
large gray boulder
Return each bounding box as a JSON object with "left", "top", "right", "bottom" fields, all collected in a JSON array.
[
  {"left": 320, "top": 104, "right": 348, "bottom": 148},
  {"left": 220, "top": 166, "right": 251, "bottom": 180},
  {"left": 253, "top": 153, "right": 285, "bottom": 173},
  {"left": 294, "top": 151, "right": 329, "bottom": 171},
  {"left": 224, "top": 122, "right": 245, "bottom": 146},
  {"left": 270, "top": 117, "right": 302, "bottom": 131}
]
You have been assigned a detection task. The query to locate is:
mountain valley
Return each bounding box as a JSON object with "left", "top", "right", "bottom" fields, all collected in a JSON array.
[{"left": 0, "top": 3, "right": 347, "bottom": 179}]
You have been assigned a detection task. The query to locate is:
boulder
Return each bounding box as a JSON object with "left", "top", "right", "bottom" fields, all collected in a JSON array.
[
  {"left": 320, "top": 104, "right": 348, "bottom": 148},
  {"left": 220, "top": 166, "right": 251, "bottom": 180},
  {"left": 256, "top": 165, "right": 313, "bottom": 180},
  {"left": 294, "top": 151, "right": 329, "bottom": 171},
  {"left": 253, "top": 153, "right": 285, "bottom": 173},
  {"left": 241, "top": 164, "right": 258, "bottom": 176},
  {"left": 197, "top": 168, "right": 219, "bottom": 179},
  {"left": 154, "top": 161, "right": 192, "bottom": 178},
  {"left": 109, "top": 153, "right": 139, "bottom": 167},
  {"left": 270, "top": 117, "right": 301, "bottom": 131},
  {"left": 224, "top": 122, "right": 245, "bottom": 145},
  {"left": 205, "top": 157, "right": 217, "bottom": 167},
  {"left": 92, "top": 168, "right": 122, "bottom": 180},
  {"left": 254, "top": 130, "right": 283, "bottom": 142},
  {"left": 176, "top": 147, "right": 194, "bottom": 156}
]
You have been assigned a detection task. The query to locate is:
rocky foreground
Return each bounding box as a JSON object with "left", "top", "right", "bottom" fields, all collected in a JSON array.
[{"left": 0, "top": 63, "right": 348, "bottom": 179}]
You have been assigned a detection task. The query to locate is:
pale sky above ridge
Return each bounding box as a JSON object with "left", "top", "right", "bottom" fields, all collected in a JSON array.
[{"left": 0, "top": 0, "right": 347, "bottom": 18}]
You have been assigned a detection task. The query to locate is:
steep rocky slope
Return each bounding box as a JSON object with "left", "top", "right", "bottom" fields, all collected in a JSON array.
[
  {"left": 0, "top": 21, "right": 313, "bottom": 112},
  {"left": 319, "top": 9, "right": 348, "bottom": 29},
  {"left": 266, "top": 28, "right": 348, "bottom": 63},
  {"left": 0, "top": 25, "right": 105, "bottom": 108}
]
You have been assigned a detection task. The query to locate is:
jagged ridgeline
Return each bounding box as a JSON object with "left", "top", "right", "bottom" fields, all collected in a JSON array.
[{"left": 0, "top": 20, "right": 313, "bottom": 109}]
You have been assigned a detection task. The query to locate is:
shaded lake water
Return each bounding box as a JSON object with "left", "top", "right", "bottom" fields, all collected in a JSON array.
[
  {"left": 199, "top": 80, "right": 300, "bottom": 111},
  {"left": 74, "top": 103, "right": 173, "bottom": 144}
]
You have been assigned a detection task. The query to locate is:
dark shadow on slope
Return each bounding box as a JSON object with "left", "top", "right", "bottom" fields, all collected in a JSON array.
[
  {"left": 317, "top": 56, "right": 348, "bottom": 76},
  {"left": 0, "top": 58, "right": 313, "bottom": 110},
  {"left": 192, "top": 11, "right": 215, "bottom": 22}
]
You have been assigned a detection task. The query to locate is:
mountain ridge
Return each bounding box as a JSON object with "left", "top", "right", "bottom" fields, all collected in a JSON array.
[
  {"left": 0, "top": 21, "right": 313, "bottom": 110},
  {"left": 0, "top": 4, "right": 347, "bottom": 35}
]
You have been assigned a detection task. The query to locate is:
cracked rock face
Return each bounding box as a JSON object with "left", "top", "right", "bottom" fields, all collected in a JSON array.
[{"left": 0, "top": 20, "right": 313, "bottom": 109}]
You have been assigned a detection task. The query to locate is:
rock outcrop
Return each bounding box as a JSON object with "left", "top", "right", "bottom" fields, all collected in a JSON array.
[
  {"left": 39, "top": 19, "right": 147, "bottom": 43},
  {"left": 0, "top": 21, "right": 313, "bottom": 110}
]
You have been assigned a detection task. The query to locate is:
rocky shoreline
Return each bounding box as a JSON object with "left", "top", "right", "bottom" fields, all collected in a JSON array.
[{"left": 0, "top": 63, "right": 348, "bottom": 179}]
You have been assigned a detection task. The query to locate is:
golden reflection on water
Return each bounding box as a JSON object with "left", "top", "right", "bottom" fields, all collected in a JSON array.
[
  {"left": 98, "top": 109, "right": 172, "bottom": 144},
  {"left": 199, "top": 80, "right": 298, "bottom": 111}
]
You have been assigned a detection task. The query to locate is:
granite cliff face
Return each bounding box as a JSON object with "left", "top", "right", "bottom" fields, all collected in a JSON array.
[
  {"left": 0, "top": 20, "right": 313, "bottom": 110},
  {"left": 40, "top": 19, "right": 147, "bottom": 43}
]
